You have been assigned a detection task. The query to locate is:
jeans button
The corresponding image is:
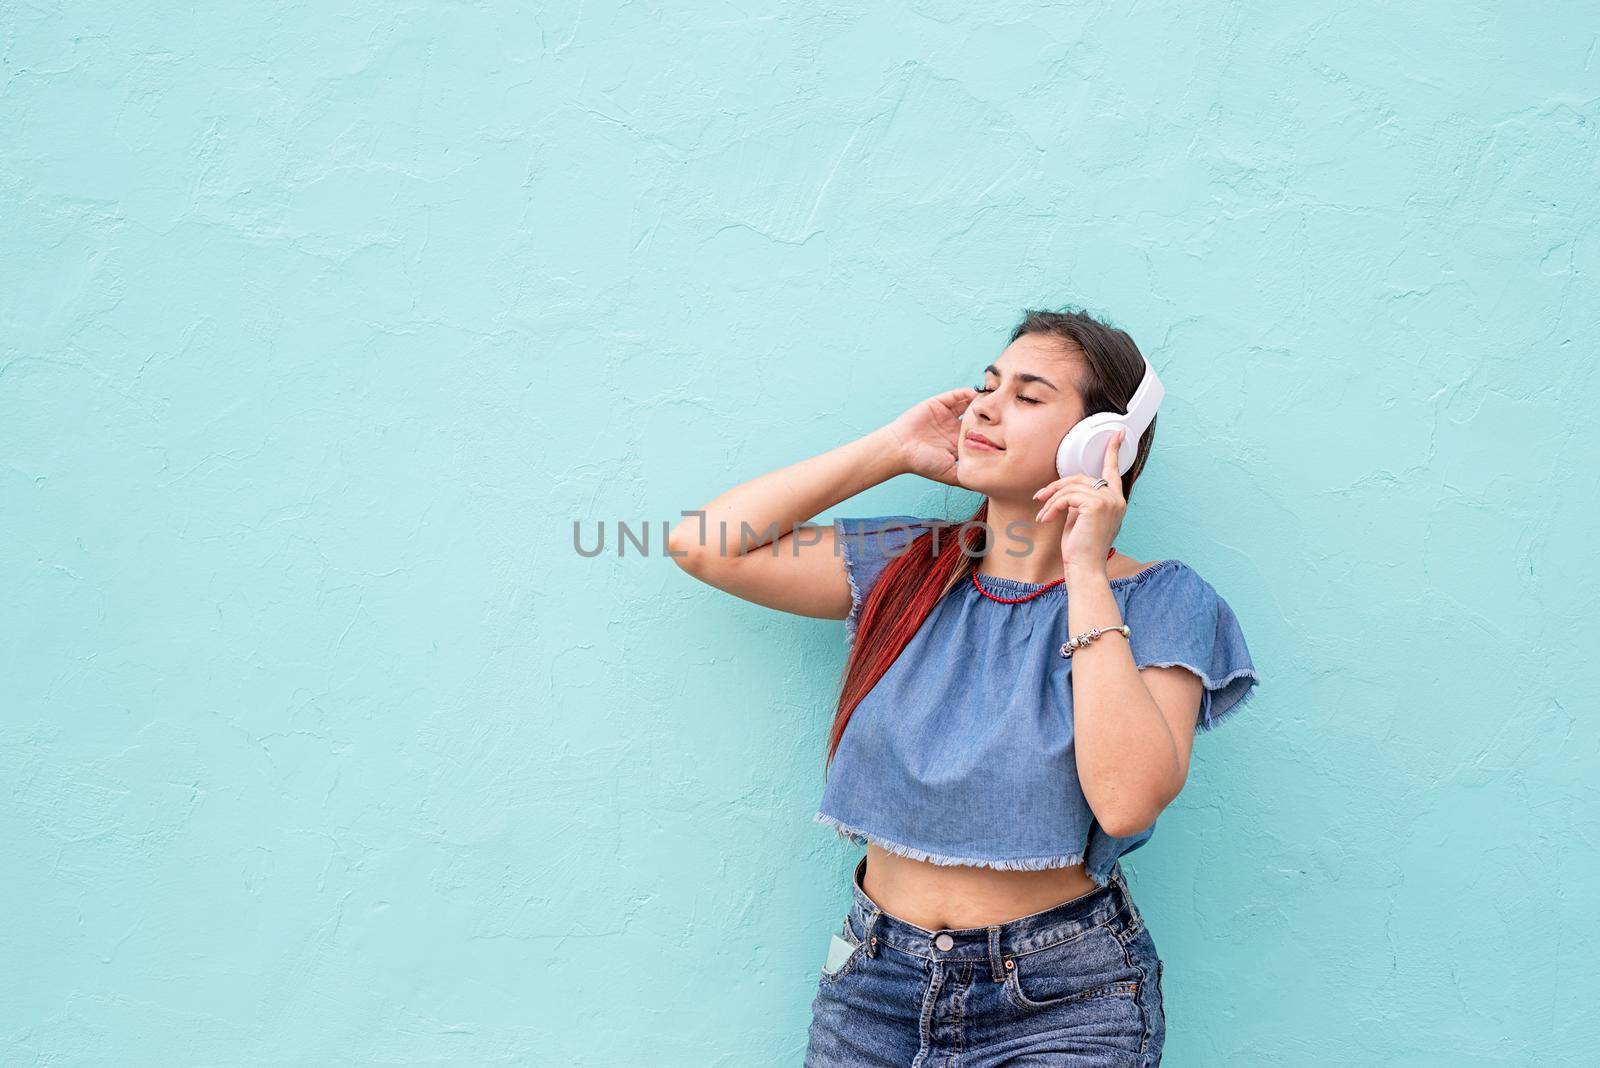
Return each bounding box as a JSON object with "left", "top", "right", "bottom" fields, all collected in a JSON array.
[{"left": 934, "top": 933, "right": 954, "bottom": 951}]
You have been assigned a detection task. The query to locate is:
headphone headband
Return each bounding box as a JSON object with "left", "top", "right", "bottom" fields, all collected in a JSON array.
[{"left": 1120, "top": 355, "right": 1164, "bottom": 442}]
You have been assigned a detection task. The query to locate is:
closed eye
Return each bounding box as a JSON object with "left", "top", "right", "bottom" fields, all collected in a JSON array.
[{"left": 973, "top": 385, "right": 1042, "bottom": 404}]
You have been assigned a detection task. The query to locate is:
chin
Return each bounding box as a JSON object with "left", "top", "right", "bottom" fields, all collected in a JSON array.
[{"left": 953, "top": 463, "right": 989, "bottom": 493}]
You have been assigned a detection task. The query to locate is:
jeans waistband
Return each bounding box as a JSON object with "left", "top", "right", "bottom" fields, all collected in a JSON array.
[{"left": 846, "top": 853, "right": 1138, "bottom": 965}]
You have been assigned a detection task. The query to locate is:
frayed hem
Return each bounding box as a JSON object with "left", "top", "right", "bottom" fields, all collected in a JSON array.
[
  {"left": 1197, "top": 669, "right": 1260, "bottom": 734},
  {"left": 1137, "top": 661, "right": 1260, "bottom": 734},
  {"left": 836, "top": 524, "right": 866, "bottom": 647},
  {"left": 812, "top": 811, "right": 1107, "bottom": 881}
]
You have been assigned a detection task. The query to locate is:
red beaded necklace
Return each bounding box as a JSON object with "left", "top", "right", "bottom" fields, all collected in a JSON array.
[{"left": 970, "top": 546, "right": 1117, "bottom": 604}]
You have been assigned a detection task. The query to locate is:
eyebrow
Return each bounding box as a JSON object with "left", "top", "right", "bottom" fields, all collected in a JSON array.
[{"left": 983, "top": 364, "right": 1059, "bottom": 391}]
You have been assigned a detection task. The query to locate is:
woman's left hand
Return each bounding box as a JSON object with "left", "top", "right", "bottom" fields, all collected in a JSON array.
[{"left": 1030, "top": 429, "right": 1128, "bottom": 572}]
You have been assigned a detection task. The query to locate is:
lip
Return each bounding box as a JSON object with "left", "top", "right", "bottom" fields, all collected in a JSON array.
[{"left": 965, "top": 432, "right": 1003, "bottom": 452}]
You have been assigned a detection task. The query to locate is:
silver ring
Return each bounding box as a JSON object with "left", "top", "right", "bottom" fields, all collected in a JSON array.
[{"left": 1092, "top": 478, "right": 1109, "bottom": 490}]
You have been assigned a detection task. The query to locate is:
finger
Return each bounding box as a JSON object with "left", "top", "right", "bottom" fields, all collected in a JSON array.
[
  {"left": 1034, "top": 487, "right": 1074, "bottom": 518},
  {"left": 1030, "top": 474, "right": 1095, "bottom": 501},
  {"left": 1101, "top": 428, "right": 1125, "bottom": 480},
  {"left": 1036, "top": 487, "right": 1096, "bottom": 522},
  {"left": 940, "top": 386, "right": 979, "bottom": 411}
]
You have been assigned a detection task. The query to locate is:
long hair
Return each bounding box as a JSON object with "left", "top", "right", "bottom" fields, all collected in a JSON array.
[{"left": 823, "top": 306, "right": 1160, "bottom": 774}]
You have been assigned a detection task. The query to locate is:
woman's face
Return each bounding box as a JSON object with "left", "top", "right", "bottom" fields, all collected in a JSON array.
[{"left": 956, "top": 335, "right": 1087, "bottom": 499}]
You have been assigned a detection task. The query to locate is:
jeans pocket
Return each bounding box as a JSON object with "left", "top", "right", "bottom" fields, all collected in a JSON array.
[
  {"left": 819, "top": 914, "right": 867, "bottom": 984},
  {"left": 1002, "top": 925, "right": 1142, "bottom": 1012}
]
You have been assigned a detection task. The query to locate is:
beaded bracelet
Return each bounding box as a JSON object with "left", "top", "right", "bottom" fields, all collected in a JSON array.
[{"left": 1059, "top": 624, "right": 1131, "bottom": 659}]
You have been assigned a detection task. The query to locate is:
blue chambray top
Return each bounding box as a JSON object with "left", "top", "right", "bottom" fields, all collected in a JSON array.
[{"left": 815, "top": 514, "right": 1262, "bottom": 887}]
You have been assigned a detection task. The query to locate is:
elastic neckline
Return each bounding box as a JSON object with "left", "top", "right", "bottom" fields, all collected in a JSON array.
[{"left": 972, "top": 559, "right": 1179, "bottom": 595}]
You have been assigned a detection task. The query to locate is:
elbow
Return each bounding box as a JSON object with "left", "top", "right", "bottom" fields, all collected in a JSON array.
[
  {"left": 1093, "top": 770, "right": 1182, "bottom": 839},
  {"left": 1098, "top": 808, "right": 1158, "bottom": 840},
  {"left": 1097, "top": 817, "right": 1139, "bottom": 840},
  {"left": 669, "top": 523, "right": 734, "bottom": 581},
  {"left": 667, "top": 522, "right": 709, "bottom": 573}
]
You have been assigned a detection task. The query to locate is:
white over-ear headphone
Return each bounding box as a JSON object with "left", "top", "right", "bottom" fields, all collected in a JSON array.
[{"left": 1055, "top": 355, "right": 1164, "bottom": 480}]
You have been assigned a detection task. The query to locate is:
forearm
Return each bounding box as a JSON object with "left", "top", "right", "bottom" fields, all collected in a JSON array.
[
  {"left": 669, "top": 426, "right": 907, "bottom": 562},
  {"left": 1066, "top": 558, "right": 1181, "bottom": 836}
]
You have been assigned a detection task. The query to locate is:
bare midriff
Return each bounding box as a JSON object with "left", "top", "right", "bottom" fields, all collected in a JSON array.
[{"left": 860, "top": 843, "right": 1101, "bottom": 931}]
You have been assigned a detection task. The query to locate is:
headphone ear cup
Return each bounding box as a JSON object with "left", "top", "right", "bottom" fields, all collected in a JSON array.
[
  {"left": 1055, "top": 428, "right": 1079, "bottom": 479},
  {"left": 1057, "top": 413, "right": 1125, "bottom": 479}
]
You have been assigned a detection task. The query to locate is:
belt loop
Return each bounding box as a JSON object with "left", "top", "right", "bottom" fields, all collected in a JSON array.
[{"left": 987, "top": 925, "right": 1005, "bottom": 982}]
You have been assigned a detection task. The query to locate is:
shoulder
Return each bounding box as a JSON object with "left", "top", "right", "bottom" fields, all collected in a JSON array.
[
  {"left": 1124, "top": 559, "right": 1208, "bottom": 592},
  {"left": 1121, "top": 560, "right": 1221, "bottom": 618},
  {"left": 1124, "top": 560, "right": 1256, "bottom": 642}
]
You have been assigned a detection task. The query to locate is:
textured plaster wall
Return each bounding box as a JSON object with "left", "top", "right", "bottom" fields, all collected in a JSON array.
[{"left": 3, "top": 2, "right": 1597, "bottom": 1065}]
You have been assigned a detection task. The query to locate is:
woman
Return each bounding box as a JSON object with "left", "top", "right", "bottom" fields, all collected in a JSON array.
[{"left": 669, "top": 308, "right": 1260, "bottom": 1066}]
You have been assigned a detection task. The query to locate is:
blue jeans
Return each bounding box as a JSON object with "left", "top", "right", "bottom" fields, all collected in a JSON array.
[{"left": 805, "top": 855, "right": 1166, "bottom": 1066}]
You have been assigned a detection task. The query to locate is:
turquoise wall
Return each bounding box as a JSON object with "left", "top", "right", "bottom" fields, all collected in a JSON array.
[{"left": 4, "top": 3, "right": 1596, "bottom": 1064}]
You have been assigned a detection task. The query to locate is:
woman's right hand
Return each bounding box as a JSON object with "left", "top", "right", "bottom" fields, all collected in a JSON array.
[{"left": 881, "top": 387, "right": 979, "bottom": 487}]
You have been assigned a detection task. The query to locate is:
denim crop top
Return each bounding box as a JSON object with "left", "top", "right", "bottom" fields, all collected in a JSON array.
[{"left": 814, "top": 514, "right": 1261, "bottom": 886}]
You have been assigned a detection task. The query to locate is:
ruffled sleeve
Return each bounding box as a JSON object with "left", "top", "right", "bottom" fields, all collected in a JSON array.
[
  {"left": 1121, "top": 561, "right": 1261, "bottom": 733},
  {"left": 833, "top": 515, "right": 942, "bottom": 647}
]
